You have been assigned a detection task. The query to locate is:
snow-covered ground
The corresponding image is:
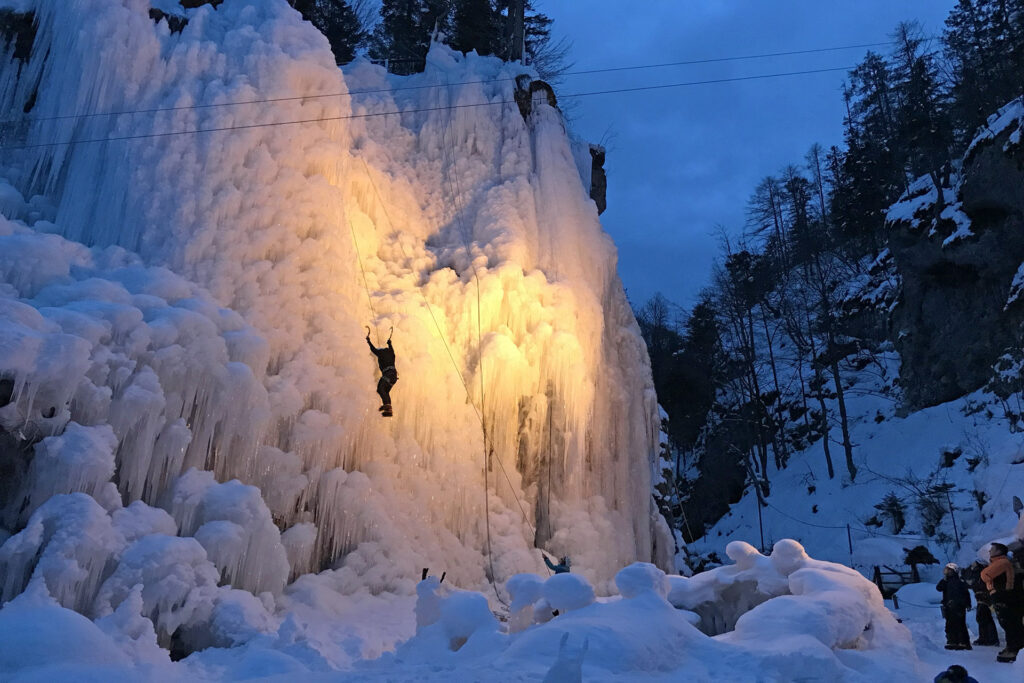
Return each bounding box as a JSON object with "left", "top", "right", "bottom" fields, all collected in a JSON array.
[
  {"left": 688, "top": 350, "right": 1024, "bottom": 681},
  {"left": 1, "top": 539, "right": 950, "bottom": 681},
  {"left": 893, "top": 583, "right": 1024, "bottom": 682}
]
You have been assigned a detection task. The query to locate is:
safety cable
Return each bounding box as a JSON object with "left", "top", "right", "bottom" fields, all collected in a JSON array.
[{"left": 763, "top": 500, "right": 936, "bottom": 542}]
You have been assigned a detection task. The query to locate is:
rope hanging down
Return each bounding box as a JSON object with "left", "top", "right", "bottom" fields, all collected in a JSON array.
[
  {"left": 358, "top": 139, "right": 549, "bottom": 602},
  {"left": 347, "top": 205, "right": 380, "bottom": 344},
  {"left": 439, "top": 74, "right": 502, "bottom": 598},
  {"left": 439, "top": 73, "right": 548, "bottom": 557}
]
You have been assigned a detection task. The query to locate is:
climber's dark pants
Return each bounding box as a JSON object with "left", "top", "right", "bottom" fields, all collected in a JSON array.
[{"left": 376, "top": 368, "right": 398, "bottom": 406}]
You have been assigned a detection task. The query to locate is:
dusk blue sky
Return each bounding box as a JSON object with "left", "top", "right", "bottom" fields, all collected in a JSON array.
[{"left": 543, "top": 1, "right": 955, "bottom": 311}]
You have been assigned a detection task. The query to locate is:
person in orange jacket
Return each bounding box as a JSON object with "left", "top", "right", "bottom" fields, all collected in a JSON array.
[{"left": 981, "top": 542, "right": 1023, "bottom": 662}]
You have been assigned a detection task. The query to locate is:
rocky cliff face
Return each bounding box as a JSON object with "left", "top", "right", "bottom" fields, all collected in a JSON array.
[{"left": 888, "top": 98, "right": 1024, "bottom": 408}]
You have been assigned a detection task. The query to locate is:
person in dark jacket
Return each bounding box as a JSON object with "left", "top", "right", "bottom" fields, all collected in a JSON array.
[
  {"left": 981, "top": 542, "right": 1024, "bottom": 662},
  {"left": 543, "top": 554, "right": 571, "bottom": 574},
  {"left": 366, "top": 330, "right": 398, "bottom": 417},
  {"left": 936, "top": 562, "right": 972, "bottom": 650},
  {"left": 962, "top": 559, "right": 1000, "bottom": 646},
  {"left": 933, "top": 664, "right": 979, "bottom": 683}
]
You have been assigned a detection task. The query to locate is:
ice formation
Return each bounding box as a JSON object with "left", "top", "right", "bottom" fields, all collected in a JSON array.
[{"left": 0, "top": 0, "right": 665, "bottom": 635}]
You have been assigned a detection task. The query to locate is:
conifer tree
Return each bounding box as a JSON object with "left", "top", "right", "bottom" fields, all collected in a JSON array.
[
  {"left": 891, "top": 22, "right": 953, "bottom": 207},
  {"left": 944, "top": 0, "right": 1024, "bottom": 138},
  {"left": 450, "top": 0, "right": 499, "bottom": 56},
  {"left": 370, "top": 0, "right": 449, "bottom": 74},
  {"left": 291, "top": 0, "right": 367, "bottom": 65}
]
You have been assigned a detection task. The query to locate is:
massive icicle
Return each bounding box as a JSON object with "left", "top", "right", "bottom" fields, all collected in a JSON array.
[{"left": 0, "top": 0, "right": 665, "bottom": 612}]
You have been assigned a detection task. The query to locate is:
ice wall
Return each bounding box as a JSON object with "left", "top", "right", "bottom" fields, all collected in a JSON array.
[{"left": 0, "top": 0, "right": 664, "bottom": 604}]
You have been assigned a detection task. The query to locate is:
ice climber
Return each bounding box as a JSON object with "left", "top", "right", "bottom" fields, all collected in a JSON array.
[
  {"left": 936, "top": 563, "right": 972, "bottom": 650},
  {"left": 962, "top": 559, "right": 1000, "bottom": 646},
  {"left": 366, "top": 329, "right": 398, "bottom": 418},
  {"left": 980, "top": 542, "right": 1024, "bottom": 662},
  {"left": 543, "top": 554, "right": 571, "bottom": 574}
]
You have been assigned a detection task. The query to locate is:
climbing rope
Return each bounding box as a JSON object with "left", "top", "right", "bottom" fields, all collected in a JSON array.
[
  {"left": 347, "top": 199, "right": 381, "bottom": 344},
  {"left": 358, "top": 138, "right": 545, "bottom": 601},
  {"left": 439, "top": 74, "right": 551, "bottom": 572},
  {"left": 438, "top": 75, "right": 505, "bottom": 597}
]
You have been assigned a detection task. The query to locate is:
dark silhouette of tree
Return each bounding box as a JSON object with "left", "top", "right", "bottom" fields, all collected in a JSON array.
[
  {"left": 944, "top": 0, "right": 1024, "bottom": 139},
  {"left": 290, "top": 0, "right": 367, "bottom": 65},
  {"left": 450, "top": 0, "right": 500, "bottom": 56},
  {"left": 370, "top": 0, "right": 449, "bottom": 74},
  {"left": 891, "top": 22, "right": 954, "bottom": 212}
]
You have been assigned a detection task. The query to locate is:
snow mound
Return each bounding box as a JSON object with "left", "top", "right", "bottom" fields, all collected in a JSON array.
[
  {"left": 0, "top": 540, "right": 923, "bottom": 680},
  {"left": 614, "top": 561, "right": 670, "bottom": 599},
  {"left": 0, "top": 579, "right": 130, "bottom": 675},
  {"left": 542, "top": 572, "right": 595, "bottom": 612}
]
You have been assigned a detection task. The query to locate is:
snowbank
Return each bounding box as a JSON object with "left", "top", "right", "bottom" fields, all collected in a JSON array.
[
  {"left": 0, "top": 539, "right": 925, "bottom": 680},
  {"left": 378, "top": 541, "right": 917, "bottom": 680}
]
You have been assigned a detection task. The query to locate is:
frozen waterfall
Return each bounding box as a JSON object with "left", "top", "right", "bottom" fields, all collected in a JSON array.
[{"left": 0, "top": 0, "right": 668, "bottom": 616}]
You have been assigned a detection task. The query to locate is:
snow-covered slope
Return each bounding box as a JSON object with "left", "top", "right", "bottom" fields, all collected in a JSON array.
[{"left": 0, "top": 0, "right": 664, "bottom": 626}]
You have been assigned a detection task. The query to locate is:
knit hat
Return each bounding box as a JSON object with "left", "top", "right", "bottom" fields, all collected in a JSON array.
[{"left": 945, "top": 562, "right": 958, "bottom": 571}]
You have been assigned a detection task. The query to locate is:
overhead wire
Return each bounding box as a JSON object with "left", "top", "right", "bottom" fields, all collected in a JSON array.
[
  {"left": 0, "top": 65, "right": 861, "bottom": 151},
  {"left": 0, "top": 37, "right": 927, "bottom": 127}
]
